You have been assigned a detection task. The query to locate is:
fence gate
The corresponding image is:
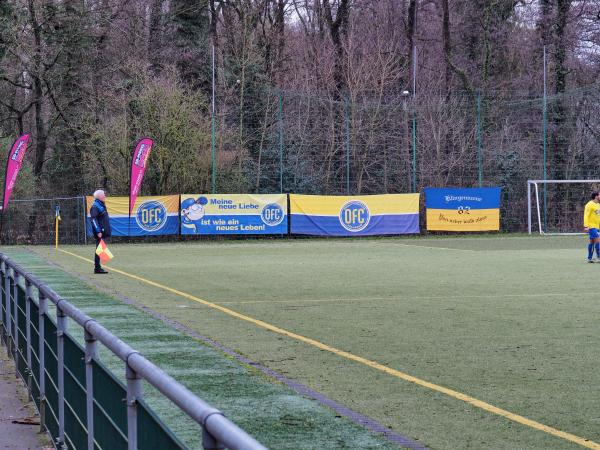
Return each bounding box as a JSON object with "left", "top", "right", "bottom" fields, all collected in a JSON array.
[{"left": 1, "top": 196, "right": 86, "bottom": 245}]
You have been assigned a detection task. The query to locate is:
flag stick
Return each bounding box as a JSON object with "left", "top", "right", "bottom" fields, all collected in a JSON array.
[{"left": 55, "top": 215, "right": 59, "bottom": 249}]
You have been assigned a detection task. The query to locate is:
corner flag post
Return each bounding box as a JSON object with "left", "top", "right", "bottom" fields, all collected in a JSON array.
[{"left": 55, "top": 205, "right": 61, "bottom": 249}]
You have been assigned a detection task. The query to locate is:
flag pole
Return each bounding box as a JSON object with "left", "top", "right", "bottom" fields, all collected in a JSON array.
[
  {"left": 1, "top": 135, "right": 22, "bottom": 243},
  {"left": 54, "top": 205, "right": 60, "bottom": 249},
  {"left": 0, "top": 208, "right": 4, "bottom": 244},
  {"left": 129, "top": 145, "right": 133, "bottom": 238},
  {"left": 129, "top": 137, "right": 154, "bottom": 238},
  {"left": 55, "top": 214, "right": 59, "bottom": 249}
]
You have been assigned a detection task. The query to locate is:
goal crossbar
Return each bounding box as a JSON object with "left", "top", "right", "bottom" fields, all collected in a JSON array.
[{"left": 528, "top": 179, "right": 600, "bottom": 184}]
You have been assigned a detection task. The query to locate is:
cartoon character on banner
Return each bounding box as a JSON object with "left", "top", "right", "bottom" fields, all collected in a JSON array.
[{"left": 181, "top": 196, "right": 208, "bottom": 232}]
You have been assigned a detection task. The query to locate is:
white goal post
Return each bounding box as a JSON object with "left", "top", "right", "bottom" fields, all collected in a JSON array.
[{"left": 528, "top": 179, "right": 600, "bottom": 235}]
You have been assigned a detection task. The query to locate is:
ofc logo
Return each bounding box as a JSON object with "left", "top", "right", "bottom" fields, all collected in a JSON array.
[
  {"left": 339, "top": 200, "right": 370, "bottom": 232},
  {"left": 135, "top": 200, "right": 167, "bottom": 232},
  {"left": 261, "top": 203, "right": 284, "bottom": 226}
]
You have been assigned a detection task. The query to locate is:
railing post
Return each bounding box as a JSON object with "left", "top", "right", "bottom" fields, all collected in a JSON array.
[
  {"left": 57, "top": 304, "right": 67, "bottom": 449},
  {"left": 126, "top": 361, "right": 143, "bottom": 450},
  {"left": 38, "top": 292, "right": 47, "bottom": 434},
  {"left": 12, "top": 272, "right": 19, "bottom": 369},
  {"left": 202, "top": 415, "right": 226, "bottom": 450},
  {"left": 25, "top": 279, "right": 33, "bottom": 396},
  {"left": 5, "top": 268, "right": 11, "bottom": 353},
  {"left": 84, "top": 329, "right": 97, "bottom": 450},
  {"left": 1, "top": 262, "right": 7, "bottom": 343}
]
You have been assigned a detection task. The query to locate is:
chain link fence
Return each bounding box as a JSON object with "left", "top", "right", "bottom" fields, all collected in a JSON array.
[
  {"left": 1, "top": 197, "right": 87, "bottom": 245},
  {"left": 210, "top": 84, "right": 600, "bottom": 232},
  {"left": 3, "top": 85, "right": 600, "bottom": 239}
]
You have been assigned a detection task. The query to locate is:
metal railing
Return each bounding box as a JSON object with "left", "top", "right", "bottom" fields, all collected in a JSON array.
[{"left": 0, "top": 253, "right": 267, "bottom": 450}]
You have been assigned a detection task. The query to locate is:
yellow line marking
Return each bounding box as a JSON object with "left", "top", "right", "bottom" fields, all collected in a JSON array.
[
  {"left": 215, "top": 292, "right": 574, "bottom": 305},
  {"left": 56, "top": 248, "right": 600, "bottom": 449}
]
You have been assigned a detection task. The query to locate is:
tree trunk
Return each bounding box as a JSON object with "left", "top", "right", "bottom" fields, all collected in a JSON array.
[
  {"left": 27, "top": 0, "right": 46, "bottom": 182},
  {"left": 149, "top": 0, "right": 163, "bottom": 71},
  {"left": 550, "top": 0, "right": 571, "bottom": 181},
  {"left": 322, "top": 0, "right": 349, "bottom": 97},
  {"left": 441, "top": 0, "right": 451, "bottom": 95},
  {"left": 407, "top": 0, "right": 416, "bottom": 92}
]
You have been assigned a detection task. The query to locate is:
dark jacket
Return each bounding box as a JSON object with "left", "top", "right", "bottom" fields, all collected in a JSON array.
[{"left": 90, "top": 199, "right": 112, "bottom": 238}]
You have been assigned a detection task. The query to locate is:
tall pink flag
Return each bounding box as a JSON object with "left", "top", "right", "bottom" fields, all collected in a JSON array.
[
  {"left": 2, "top": 134, "right": 30, "bottom": 213},
  {"left": 129, "top": 137, "right": 153, "bottom": 216}
]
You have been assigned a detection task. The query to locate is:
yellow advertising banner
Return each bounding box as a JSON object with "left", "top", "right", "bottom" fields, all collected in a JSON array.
[{"left": 86, "top": 195, "right": 179, "bottom": 236}]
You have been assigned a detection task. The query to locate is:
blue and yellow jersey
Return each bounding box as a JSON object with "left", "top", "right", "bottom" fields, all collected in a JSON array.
[{"left": 583, "top": 200, "right": 600, "bottom": 229}]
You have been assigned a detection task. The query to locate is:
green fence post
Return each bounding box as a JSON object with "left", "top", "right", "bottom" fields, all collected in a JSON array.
[
  {"left": 412, "top": 111, "right": 417, "bottom": 192},
  {"left": 543, "top": 46, "right": 548, "bottom": 232},
  {"left": 279, "top": 92, "right": 284, "bottom": 194},
  {"left": 344, "top": 97, "right": 351, "bottom": 195},
  {"left": 211, "top": 115, "right": 216, "bottom": 194},
  {"left": 211, "top": 45, "right": 217, "bottom": 194},
  {"left": 543, "top": 97, "right": 548, "bottom": 232},
  {"left": 476, "top": 91, "right": 483, "bottom": 187}
]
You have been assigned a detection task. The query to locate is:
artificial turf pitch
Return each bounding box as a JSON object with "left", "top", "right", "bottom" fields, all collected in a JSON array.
[{"left": 6, "top": 235, "right": 600, "bottom": 449}]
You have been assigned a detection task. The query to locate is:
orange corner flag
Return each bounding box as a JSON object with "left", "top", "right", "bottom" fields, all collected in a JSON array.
[{"left": 95, "top": 239, "right": 114, "bottom": 264}]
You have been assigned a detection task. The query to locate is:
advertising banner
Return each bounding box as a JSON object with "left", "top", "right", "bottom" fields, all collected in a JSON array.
[
  {"left": 425, "top": 187, "right": 501, "bottom": 231},
  {"left": 129, "top": 138, "right": 153, "bottom": 216},
  {"left": 86, "top": 195, "right": 179, "bottom": 236},
  {"left": 2, "top": 134, "right": 30, "bottom": 212},
  {"left": 289, "top": 194, "right": 420, "bottom": 236},
  {"left": 180, "top": 194, "right": 288, "bottom": 235}
]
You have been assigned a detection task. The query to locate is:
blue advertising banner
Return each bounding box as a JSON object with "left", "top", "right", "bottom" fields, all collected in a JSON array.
[
  {"left": 180, "top": 194, "right": 288, "bottom": 235},
  {"left": 425, "top": 187, "right": 501, "bottom": 231},
  {"left": 86, "top": 195, "right": 179, "bottom": 236}
]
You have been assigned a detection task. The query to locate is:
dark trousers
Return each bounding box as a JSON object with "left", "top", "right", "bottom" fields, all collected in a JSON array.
[{"left": 94, "top": 237, "right": 102, "bottom": 269}]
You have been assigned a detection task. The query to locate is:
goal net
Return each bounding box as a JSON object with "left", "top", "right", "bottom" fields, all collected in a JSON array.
[{"left": 528, "top": 180, "right": 600, "bottom": 235}]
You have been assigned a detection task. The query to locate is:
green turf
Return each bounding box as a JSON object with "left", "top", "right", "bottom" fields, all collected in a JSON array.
[
  {"left": 18, "top": 235, "right": 600, "bottom": 449},
  {"left": 1, "top": 249, "right": 398, "bottom": 449}
]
